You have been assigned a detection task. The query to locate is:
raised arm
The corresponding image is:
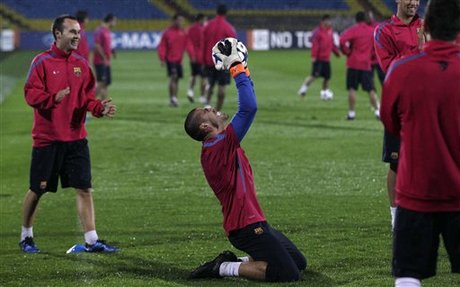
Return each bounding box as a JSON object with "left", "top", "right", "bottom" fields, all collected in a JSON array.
[
  {"left": 211, "top": 38, "right": 256, "bottom": 142},
  {"left": 230, "top": 71, "right": 257, "bottom": 142}
]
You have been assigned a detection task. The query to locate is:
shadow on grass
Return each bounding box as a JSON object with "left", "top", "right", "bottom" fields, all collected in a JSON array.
[
  {"left": 24, "top": 252, "right": 334, "bottom": 286},
  {"left": 257, "top": 119, "right": 379, "bottom": 133}
]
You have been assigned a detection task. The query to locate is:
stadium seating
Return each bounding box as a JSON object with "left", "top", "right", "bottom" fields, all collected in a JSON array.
[{"left": 1, "top": 0, "right": 168, "bottom": 19}]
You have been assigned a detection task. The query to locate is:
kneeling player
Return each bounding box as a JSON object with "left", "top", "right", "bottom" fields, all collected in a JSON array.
[{"left": 184, "top": 38, "right": 307, "bottom": 282}]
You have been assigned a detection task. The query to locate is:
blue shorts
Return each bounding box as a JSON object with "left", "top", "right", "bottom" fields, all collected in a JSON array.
[
  {"left": 229, "top": 221, "right": 307, "bottom": 282},
  {"left": 29, "top": 139, "right": 92, "bottom": 195}
]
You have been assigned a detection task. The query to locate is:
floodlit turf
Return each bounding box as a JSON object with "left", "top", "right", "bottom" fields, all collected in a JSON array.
[{"left": 1, "top": 50, "right": 458, "bottom": 287}]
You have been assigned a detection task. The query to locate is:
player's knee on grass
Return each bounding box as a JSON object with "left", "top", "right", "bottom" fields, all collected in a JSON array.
[
  {"left": 294, "top": 253, "right": 307, "bottom": 271},
  {"left": 265, "top": 263, "right": 301, "bottom": 282}
]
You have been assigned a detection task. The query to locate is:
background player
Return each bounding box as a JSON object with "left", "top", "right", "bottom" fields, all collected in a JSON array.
[
  {"left": 298, "top": 14, "right": 340, "bottom": 101},
  {"left": 340, "top": 11, "right": 380, "bottom": 120},
  {"left": 380, "top": 0, "right": 460, "bottom": 286},
  {"left": 185, "top": 38, "right": 306, "bottom": 282},
  {"left": 157, "top": 13, "right": 195, "bottom": 107},
  {"left": 201, "top": 4, "right": 236, "bottom": 111},
  {"left": 186, "top": 13, "right": 207, "bottom": 104},
  {"left": 93, "top": 13, "right": 117, "bottom": 100},
  {"left": 374, "top": 0, "right": 425, "bottom": 228},
  {"left": 19, "top": 15, "right": 118, "bottom": 253}
]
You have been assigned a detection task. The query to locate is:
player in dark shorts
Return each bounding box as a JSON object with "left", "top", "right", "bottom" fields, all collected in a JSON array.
[
  {"left": 20, "top": 15, "right": 118, "bottom": 254},
  {"left": 298, "top": 14, "right": 340, "bottom": 100},
  {"left": 340, "top": 12, "right": 380, "bottom": 120},
  {"left": 374, "top": 0, "right": 425, "bottom": 229},
  {"left": 380, "top": 1, "right": 460, "bottom": 286},
  {"left": 187, "top": 13, "right": 207, "bottom": 103}
]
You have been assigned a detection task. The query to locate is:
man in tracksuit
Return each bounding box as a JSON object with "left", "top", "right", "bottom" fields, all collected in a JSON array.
[
  {"left": 158, "top": 13, "right": 195, "bottom": 107},
  {"left": 340, "top": 11, "right": 380, "bottom": 120},
  {"left": 185, "top": 38, "right": 306, "bottom": 282},
  {"left": 20, "top": 15, "right": 118, "bottom": 253},
  {"left": 374, "top": 0, "right": 425, "bottom": 229},
  {"left": 380, "top": 1, "right": 460, "bottom": 286}
]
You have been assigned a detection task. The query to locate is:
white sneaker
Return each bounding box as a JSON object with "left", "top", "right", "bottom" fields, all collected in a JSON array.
[
  {"left": 170, "top": 97, "right": 179, "bottom": 107},
  {"left": 374, "top": 109, "right": 380, "bottom": 119},
  {"left": 298, "top": 85, "right": 308, "bottom": 96},
  {"left": 199, "top": 96, "right": 207, "bottom": 104},
  {"left": 347, "top": 110, "right": 356, "bottom": 120},
  {"left": 187, "top": 89, "right": 194, "bottom": 103}
]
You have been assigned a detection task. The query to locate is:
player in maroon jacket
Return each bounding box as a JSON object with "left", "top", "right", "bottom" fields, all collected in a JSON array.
[
  {"left": 186, "top": 13, "right": 207, "bottom": 103},
  {"left": 201, "top": 4, "right": 237, "bottom": 111},
  {"left": 298, "top": 14, "right": 340, "bottom": 101},
  {"left": 374, "top": 0, "right": 425, "bottom": 229},
  {"left": 19, "top": 15, "right": 118, "bottom": 253},
  {"left": 185, "top": 38, "right": 306, "bottom": 282},
  {"left": 340, "top": 11, "right": 380, "bottom": 120},
  {"left": 158, "top": 13, "right": 195, "bottom": 107},
  {"left": 380, "top": 0, "right": 460, "bottom": 286}
]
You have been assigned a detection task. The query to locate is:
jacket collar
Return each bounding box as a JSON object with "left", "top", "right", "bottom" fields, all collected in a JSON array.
[{"left": 50, "top": 43, "right": 72, "bottom": 59}]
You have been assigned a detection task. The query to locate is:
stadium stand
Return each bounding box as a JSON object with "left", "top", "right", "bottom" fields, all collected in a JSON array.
[
  {"left": 1, "top": 0, "right": 168, "bottom": 19},
  {"left": 175, "top": 0, "right": 359, "bottom": 30},
  {"left": 0, "top": 0, "right": 172, "bottom": 30},
  {"left": 0, "top": 0, "right": 385, "bottom": 31}
]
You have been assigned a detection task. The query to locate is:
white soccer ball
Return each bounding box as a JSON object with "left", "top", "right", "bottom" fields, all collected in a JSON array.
[
  {"left": 235, "top": 40, "right": 248, "bottom": 67},
  {"left": 212, "top": 52, "right": 224, "bottom": 70}
]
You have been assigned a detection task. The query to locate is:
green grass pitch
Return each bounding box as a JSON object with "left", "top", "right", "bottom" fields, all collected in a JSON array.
[{"left": 0, "top": 50, "right": 457, "bottom": 287}]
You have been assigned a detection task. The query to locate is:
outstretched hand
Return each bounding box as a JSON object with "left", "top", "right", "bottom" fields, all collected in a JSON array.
[
  {"left": 101, "top": 98, "right": 116, "bottom": 117},
  {"left": 55, "top": 87, "right": 70, "bottom": 103}
]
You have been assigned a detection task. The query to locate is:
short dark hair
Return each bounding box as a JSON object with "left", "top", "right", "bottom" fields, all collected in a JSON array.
[
  {"left": 355, "top": 11, "right": 366, "bottom": 22},
  {"left": 51, "top": 15, "right": 77, "bottom": 40},
  {"left": 103, "top": 13, "right": 115, "bottom": 23},
  {"left": 217, "top": 4, "right": 227, "bottom": 15},
  {"left": 75, "top": 10, "right": 88, "bottom": 23},
  {"left": 195, "top": 13, "right": 205, "bottom": 22},
  {"left": 184, "top": 109, "right": 208, "bottom": 142},
  {"left": 322, "top": 14, "right": 330, "bottom": 21},
  {"left": 424, "top": 0, "right": 460, "bottom": 41}
]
